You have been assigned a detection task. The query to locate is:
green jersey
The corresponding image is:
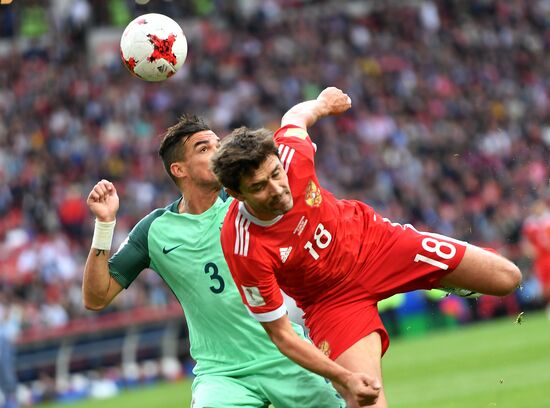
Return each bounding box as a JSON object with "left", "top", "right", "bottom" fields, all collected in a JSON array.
[{"left": 108, "top": 192, "right": 305, "bottom": 376}]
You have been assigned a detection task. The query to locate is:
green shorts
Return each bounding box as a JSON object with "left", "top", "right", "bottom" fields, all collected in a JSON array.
[{"left": 191, "top": 359, "right": 344, "bottom": 408}]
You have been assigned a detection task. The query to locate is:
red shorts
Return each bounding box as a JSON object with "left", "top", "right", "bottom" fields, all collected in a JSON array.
[{"left": 305, "top": 219, "right": 467, "bottom": 360}]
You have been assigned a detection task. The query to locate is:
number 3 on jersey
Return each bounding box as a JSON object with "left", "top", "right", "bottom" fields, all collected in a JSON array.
[
  {"left": 414, "top": 237, "right": 456, "bottom": 270},
  {"left": 204, "top": 262, "right": 225, "bottom": 294},
  {"left": 304, "top": 223, "right": 332, "bottom": 260}
]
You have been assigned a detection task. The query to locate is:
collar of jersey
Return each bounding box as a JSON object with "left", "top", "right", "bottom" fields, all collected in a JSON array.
[
  {"left": 170, "top": 196, "right": 226, "bottom": 217},
  {"left": 238, "top": 201, "right": 283, "bottom": 227}
]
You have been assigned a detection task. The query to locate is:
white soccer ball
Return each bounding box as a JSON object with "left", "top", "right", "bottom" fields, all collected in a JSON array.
[{"left": 120, "top": 13, "right": 187, "bottom": 82}]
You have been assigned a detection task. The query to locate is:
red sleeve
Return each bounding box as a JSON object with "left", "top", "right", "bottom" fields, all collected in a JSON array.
[
  {"left": 226, "top": 253, "right": 286, "bottom": 322},
  {"left": 220, "top": 206, "right": 286, "bottom": 322},
  {"left": 274, "top": 124, "right": 316, "bottom": 161}
]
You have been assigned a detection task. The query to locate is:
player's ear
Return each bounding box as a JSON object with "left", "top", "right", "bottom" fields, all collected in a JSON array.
[
  {"left": 170, "top": 162, "right": 188, "bottom": 179},
  {"left": 225, "top": 188, "right": 244, "bottom": 202}
]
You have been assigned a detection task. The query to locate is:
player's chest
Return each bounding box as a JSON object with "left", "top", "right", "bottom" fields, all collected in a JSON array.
[
  {"left": 254, "top": 201, "right": 335, "bottom": 268},
  {"left": 152, "top": 216, "right": 226, "bottom": 272}
]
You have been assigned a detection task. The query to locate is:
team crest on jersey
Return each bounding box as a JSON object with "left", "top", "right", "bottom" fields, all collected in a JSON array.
[
  {"left": 318, "top": 340, "right": 331, "bottom": 357},
  {"left": 305, "top": 180, "right": 322, "bottom": 207}
]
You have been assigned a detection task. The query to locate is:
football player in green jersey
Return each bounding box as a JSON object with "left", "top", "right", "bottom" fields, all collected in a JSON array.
[{"left": 83, "top": 108, "right": 346, "bottom": 406}]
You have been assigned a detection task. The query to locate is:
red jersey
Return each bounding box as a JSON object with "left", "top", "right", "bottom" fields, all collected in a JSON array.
[
  {"left": 523, "top": 212, "right": 550, "bottom": 285},
  {"left": 221, "top": 125, "right": 397, "bottom": 321},
  {"left": 221, "top": 125, "right": 466, "bottom": 359}
]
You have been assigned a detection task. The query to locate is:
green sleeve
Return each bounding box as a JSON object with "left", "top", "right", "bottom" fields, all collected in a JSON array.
[{"left": 108, "top": 208, "right": 165, "bottom": 288}]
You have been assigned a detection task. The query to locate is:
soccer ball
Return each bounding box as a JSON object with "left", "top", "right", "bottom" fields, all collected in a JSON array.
[{"left": 120, "top": 13, "right": 187, "bottom": 82}]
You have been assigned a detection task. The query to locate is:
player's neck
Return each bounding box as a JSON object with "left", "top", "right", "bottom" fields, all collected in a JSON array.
[
  {"left": 178, "top": 185, "right": 219, "bottom": 215},
  {"left": 242, "top": 202, "right": 279, "bottom": 222}
]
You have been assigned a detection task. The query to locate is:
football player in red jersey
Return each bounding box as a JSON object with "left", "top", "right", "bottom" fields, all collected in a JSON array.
[
  {"left": 211, "top": 87, "right": 522, "bottom": 407},
  {"left": 522, "top": 199, "right": 550, "bottom": 317}
]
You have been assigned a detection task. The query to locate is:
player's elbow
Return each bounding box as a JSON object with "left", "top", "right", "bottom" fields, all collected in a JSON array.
[
  {"left": 266, "top": 328, "right": 299, "bottom": 357},
  {"left": 82, "top": 294, "right": 110, "bottom": 311},
  {"left": 83, "top": 301, "right": 106, "bottom": 312}
]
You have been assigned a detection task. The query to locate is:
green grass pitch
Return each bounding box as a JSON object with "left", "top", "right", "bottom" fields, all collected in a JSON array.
[{"left": 39, "top": 311, "right": 550, "bottom": 407}]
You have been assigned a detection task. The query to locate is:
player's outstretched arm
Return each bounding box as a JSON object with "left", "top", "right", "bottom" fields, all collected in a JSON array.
[
  {"left": 83, "top": 179, "right": 123, "bottom": 310},
  {"left": 280, "top": 86, "right": 352, "bottom": 130},
  {"left": 261, "top": 315, "right": 381, "bottom": 407}
]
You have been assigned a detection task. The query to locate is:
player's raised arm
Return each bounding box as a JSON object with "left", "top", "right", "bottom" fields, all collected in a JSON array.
[
  {"left": 83, "top": 179, "right": 123, "bottom": 310},
  {"left": 280, "top": 86, "right": 352, "bottom": 130}
]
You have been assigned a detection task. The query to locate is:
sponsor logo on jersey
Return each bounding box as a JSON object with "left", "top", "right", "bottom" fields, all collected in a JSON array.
[
  {"left": 318, "top": 340, "right": 331, "bottom": 357},
  {"left": 162, "top": 243, "right": 185, "bottom": 254},
  {"left": 293, "top": 215, "right": 308, "bottom": 236},
  {"left": 242, "top": 285, "right": 266, "bottom": 307},
  {"left": 305, "top": 179, "right": 322, "bottom": 207},
  {"left": 279, "top": 246, "right": 293, "bottom": 263}
]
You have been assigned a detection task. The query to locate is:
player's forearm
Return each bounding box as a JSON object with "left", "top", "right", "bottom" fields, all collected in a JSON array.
[
  {"left": 82, "top": 248, "right": 117, "bottom": 311},
  {"left": 281, "top": 99, "right": 329, "bottom": 130},
  {"left": 267, "top": 325, "right": 352, "bottom": 388}
]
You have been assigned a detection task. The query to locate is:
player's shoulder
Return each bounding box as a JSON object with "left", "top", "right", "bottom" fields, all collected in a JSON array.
[
  {"left": 275, "top": 124, "right": 317, "bottom": 157},
  {"left": 220, "top": 200, "right": 239, "bottom": 234},
  {"left": 220, "top": 203, "right": 276, "bottom": 260},
  {"left": 275, "top": 124, "right": 310, "bottom": 141},
  {"left": 131, "top": 202, "right": 175, "bottom": 237}
]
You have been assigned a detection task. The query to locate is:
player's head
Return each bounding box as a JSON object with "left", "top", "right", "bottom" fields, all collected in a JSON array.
[
  {"left": 211, "top": 127, "right": 293, "bottom": 220},
  {"left": 159, "top": 114, "right": 221, "bottom": 189}
]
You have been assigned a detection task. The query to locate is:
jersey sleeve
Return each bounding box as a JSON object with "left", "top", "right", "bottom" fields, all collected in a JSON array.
[
  {"left": 231, "top": 261, "right": 286, "bottom": 322},
  {"left": 108, "top": 210, "right": 160, "bottom": 288},
  {"left": 220, "top": 224, "right": 286, "bottom": 322},
  {"left": 274, "top": 124, "right": 316, "bottom": 164}
]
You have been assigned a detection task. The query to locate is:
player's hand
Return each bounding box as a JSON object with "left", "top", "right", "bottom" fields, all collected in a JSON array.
[
  {"left": 345, "top": 372, "right": 381, "bottom": 407},
  {"left": 87, "top": 179, "right": 119, "bottom": 222},
  {"left": 317, "top": 87, "right": 352, "bottom": 116}
]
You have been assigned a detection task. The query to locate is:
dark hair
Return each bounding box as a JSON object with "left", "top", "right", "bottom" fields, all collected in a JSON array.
[
  {"left": 211, "top": 127, "right": 278, "bottom": 193},
  {"left": 158, "top": 114, "right": 210, "bottom": 182}
]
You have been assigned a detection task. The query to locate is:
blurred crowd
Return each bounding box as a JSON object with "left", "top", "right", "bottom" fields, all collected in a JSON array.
[{"left": 0, "top": 0, "right": 549, "bottom": 340}]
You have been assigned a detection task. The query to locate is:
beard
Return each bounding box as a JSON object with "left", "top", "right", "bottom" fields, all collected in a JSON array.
[
  {"left": 203, "top": 180, "right": 222, "bottom": 192},
  {"left": 269, "top": 190, "right": 293, "bottom": 214}
]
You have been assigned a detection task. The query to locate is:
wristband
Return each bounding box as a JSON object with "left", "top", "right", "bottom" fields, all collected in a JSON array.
[{"left": 91, "top": 219, "right": 116, "bottom": 250}]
